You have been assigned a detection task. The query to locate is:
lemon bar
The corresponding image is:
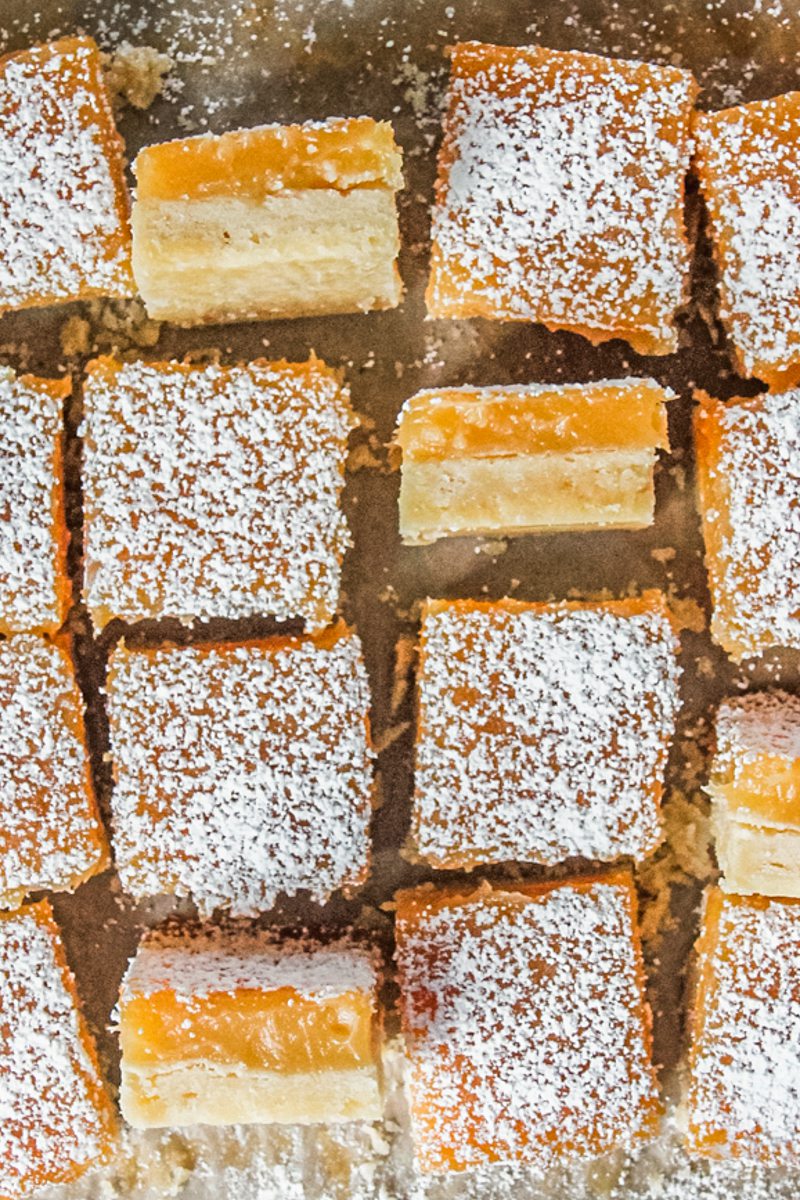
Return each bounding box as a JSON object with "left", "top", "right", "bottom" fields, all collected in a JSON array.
[
  {"left": 119, "top": 928, "right": 382, "bottom": 1128},
  {"left": 694, "top": 387, "right": 800, "bottom": 660},
  {"left": 411, "top": 593, "right": 681, "bottom": 870},
  {"left": 0, "top": 635, "right": 108, "bottom": 910},
  {"left": 394, "top": 872, "right": 659, "bottom": 1173},
  {"left": 132, "top": 117, "right": 403, "bottom": 324},
  {"left": 0, "top": 900, "right": 117, "bottom": 1196},
  {"left": 687, "top": 889, "right": 800, "bottom": 1164},
  {"left": 694, "top": 93, "right": 800, "bottom": 391},
  {"left": 0, "top": 368, "right": 70, "bottom": 634},
  {"left": 427, "top": 42, "right": 697, "bottom": 355},
  {"left": 395, "top": 378, "right": 672, "bottom": 543},
  {"left": 81, "top": 356, "right": 354, "bottom": 632},
  {"left": 106, "top": 625, "right": 374, "bottom": 917},
  {"left": 708, "top": 691, "right": 800, "bottom": 898},
  {"left": 0, "top": 36, "right": 132, "bottom": 313}
]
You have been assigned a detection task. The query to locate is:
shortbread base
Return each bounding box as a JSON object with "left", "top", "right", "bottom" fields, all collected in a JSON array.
[
  {"left": 132, "top": 189, "right": 402, "bottom": 323},
  {"left": 399, "top": 451, "right": 654, "bottom": 544},
  {"left": 121, "top": 1060, "right": 382, "bottom": 1129},
  {"left": 714, "top": 806, "right": 800, "bottom": 898}
]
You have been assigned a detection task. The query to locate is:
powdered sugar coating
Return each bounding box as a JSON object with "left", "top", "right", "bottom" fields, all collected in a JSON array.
[
  {"left": 394, "top": 878, "right": 659, "bottom": 1173},
  {"left": 427, "top": 43, "right": 696, "bottom": 353},
  {"left": 716, "top": 691, "right": 800, "bottom": 768},
  {"left": 412, "top": 598, "right": 681, "bottom": 869},
  {"left": 0, "top": 635, "right": 107, "bottom": 908},
  {"left": 122, "top": 931, "right": 377, "bottom": 1003},
  {"left": 0, "top": 37, "right": 132, "bottom": 311},
  {"left": 81, "top": 357, "right": 354, "bottom": 631},
  {"left": 689, "top": 894, "right": 800, "bottom": 1163},
  {"left": 694, "top": 94, "right": 800, "bottom": 383},
  {"left": 0, "top": 367, "right": 67, "bottom": 633},
  {"left": 107, "top": 631, "right": 374, "bottom": 917},
  {"left": 0, "top": 902, "right": 115, "bottom": 1194},
  {"left": 695, "top": 388, "right": 800, "bottom": 658}
]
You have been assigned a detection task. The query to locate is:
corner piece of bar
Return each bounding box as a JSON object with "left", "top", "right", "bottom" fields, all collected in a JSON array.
[
  {"left": 708, "top": 691, "right": 800, "bottom": 897},
  {"left": 0, "top": 36, "right": 133, "bottom": 313},
  {"left": 132, "top": 116, "right": 404, "bottom": 324},
  {"left": 0, "top": 900, "right": 117, "bottom": 1196},
  {"left": 426, "top": 41, "right": 696, "bottom": 355},
  {"left": 0, "top": 367, "right": 71, "bottom": 634},
  {"left": 106, "top": 624, "right": 374, "bottom": 917},
  {"left": 81, "top": 355, "right": 354, "bottom": 631},
  {"left": 119, "top": 926, "right": 382, "bottom": 1128},
  {"left": 394, "top": 872, "right": 660, "bottom": 1173},
  {"left": 687, "top": 889, "right": 800, "bottom": 1164},
  {"left": 694, "top": 91, "right": 800, "bottom": 390},
  {"left": 0, "top": 635, "right": 108, "bottom": 909},
  {"left": 694, "top": 387, "right": 800, "bottom": 660},
  {"left": 411, "top": 593, "right": 681, "bottom": 871},
  {"left": 394, "top": 378, "right": 672, "bottom": 544}
]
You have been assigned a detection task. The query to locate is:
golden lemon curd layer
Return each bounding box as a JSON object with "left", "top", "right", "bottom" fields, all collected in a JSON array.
[
  {"left": 120, "top": 986, "right": 376, "bottom": 1075},
  {"left": 135, "top": 117, "right": 404, "bottom": 202},
  {"left": 396, "top": 380, "right": 669, "bottom": 461}
]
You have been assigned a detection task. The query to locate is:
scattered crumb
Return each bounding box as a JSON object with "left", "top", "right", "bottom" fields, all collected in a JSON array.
[
  {"left": 666, "top": 592, "right": 707, "bottom": 634},
  {"left": 391, "top": 634, "right": 416, "bottom": 716},
  {"left": 59, "top": 315, "right": 91, "bottom": 358},
  {"left": 373, "top": 721, "right": 411, "bottom": 754},
  {"left": 104, "top": 42, "right": 172, "bottom": 111},
  {"left": 651, "top": 547, "right": 677, "bottom": 565},
  {"left": 474, "top": 539, "right": 508, "bottom": 556}
]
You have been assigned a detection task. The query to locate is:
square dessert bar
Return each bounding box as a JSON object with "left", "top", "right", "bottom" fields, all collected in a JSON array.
[
  {"left": 0, "top": 36, "right": 132, "bottom": 313},
  {"left": 395, "top": 377, "right": 672, "bottom": 544},
  {"left": 411, "top": 593, "right": 681, "bottom": 871},
  {"left": 132, "top": 117, "right": 403, "bottom": 324},
  {"left": 694, "top": 92, "right": 800, "bottom": 390},
  {"left": 0, "top": 900, "right": 116, "bottom": 1197},
  {"left": 426, "top": 42, "right": 697, "bottom": 355},
  {"left": 0, "top": 368, "right": 70, "bottom": 634},
  {"left": 394, "top": 872, "right": 659, "bottom": 1173},
  {"left": 687, "top": 889, "right": 800, "bottom": 1164},
  {"left": 81, "top": 355, "right": 354, "bottom": 631},
  {"left": 694, "top": 387, "right": 800, "bottom": 660},
  {"left": 0, "top": 635, "right": 108, "bottom": 910},
  {"left": 708, "top": 691, "right": 800, "bottom": 898},
  {"left": 119, "top": 928, "right": 382, "bottom": 1128},
  {"left": 106, "top": 625, "right": 374, "bottom": 917}
]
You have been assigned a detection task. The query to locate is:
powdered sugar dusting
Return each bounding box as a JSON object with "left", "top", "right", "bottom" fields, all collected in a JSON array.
[
  {"left": 412, "top": 598, "right": 681, "bottom": 868},
  {"left": 696, "top": 388, "right": 800, "bottom": 657},
  {"left": 0, "top": 37, "right": 132, "bottom": 311},
  {"left": 0, "top": 636, "right": 106, "bottom": 907},
  {"left": 428, "top": 43, "right": 696, "bottom": 352},
  {"left": 0, "top": 368, "right": 66, "bottom": 633},
  {"left": 81, "top": 357, "right": 354, "bottom": 631},
  {"left": 694, "top": 95, "right": 800, "bottom": 381},
  {"left": 122, "top": 930, "right": 377, "bottom": 1003},
  {"left": 395, "top": 879, "right": 659, "bottom": 1173},
  {"left": 107, "top": 632, "right": 374, "bottom": 917},
  {"left": 716, "top": 691, "right": 800, "bottom": 769},
  {"left": 689, "top": 894, "right": 800, "bottom": 1163},
  {"left": 0, "top": 902, "right": 114, "bottom": 1194}
]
